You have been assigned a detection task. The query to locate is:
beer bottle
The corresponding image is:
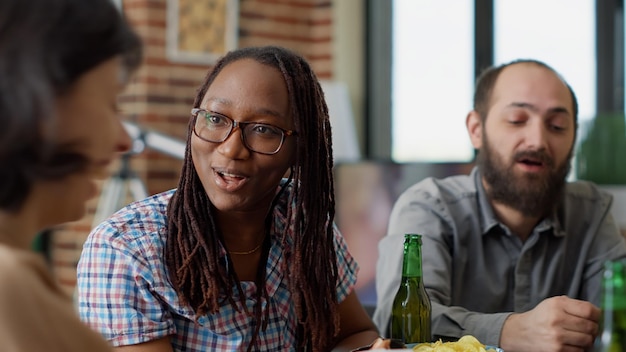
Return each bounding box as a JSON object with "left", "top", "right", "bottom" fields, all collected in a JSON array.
[
  {"left": 595, "top": 260, "right": 626, "bottom": 351},
  {"left": 389, "top": 234, "right": 431, "bottom": 345}
]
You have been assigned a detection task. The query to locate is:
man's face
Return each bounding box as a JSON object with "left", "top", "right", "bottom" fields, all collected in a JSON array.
[
  {"left": 470, "top": 63, "right": 576, "bottom": 217},
  {"left": 478, "top": 129, "right": 572, "bottom": 217}
]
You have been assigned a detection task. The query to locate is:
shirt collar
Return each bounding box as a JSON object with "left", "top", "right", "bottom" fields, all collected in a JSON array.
[{"left": 473, "top": 167, "right": 501, "bottom": 236}]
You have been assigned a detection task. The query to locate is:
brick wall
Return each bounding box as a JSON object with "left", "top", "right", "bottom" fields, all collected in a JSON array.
[{"left": 51, "top": 0, "right": 335, "bottom": 296}]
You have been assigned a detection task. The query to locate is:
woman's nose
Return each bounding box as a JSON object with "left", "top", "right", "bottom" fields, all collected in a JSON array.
[{"left": 216, "top": 127, "right": 251, "bottom": 159}]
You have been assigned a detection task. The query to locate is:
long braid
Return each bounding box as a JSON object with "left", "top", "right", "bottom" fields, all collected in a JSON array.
[
  {"left": 165, "top": 46, "right": 341, "bottom": 351},
  {"left": 277, "top": 53, "right": 339, "bottom": 351},
  {"left": 165, "top": 133, "right": 237, "bottom": 315}
]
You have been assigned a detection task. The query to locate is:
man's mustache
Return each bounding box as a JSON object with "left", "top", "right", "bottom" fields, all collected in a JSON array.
[{"left": 513, "top": 149, "right": 554, "bottom": 168}]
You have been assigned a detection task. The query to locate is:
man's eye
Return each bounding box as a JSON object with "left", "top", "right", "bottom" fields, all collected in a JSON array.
[{"left": 507, "top": 111, "right": 528, "bottom": 125}]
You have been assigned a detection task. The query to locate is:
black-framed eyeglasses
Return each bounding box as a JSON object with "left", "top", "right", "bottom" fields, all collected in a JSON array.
[{"left": 191, "top": 108, "right": 296, "bottom": 155}]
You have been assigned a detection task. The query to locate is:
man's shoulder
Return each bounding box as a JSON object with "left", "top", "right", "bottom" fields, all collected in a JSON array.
[
  {"left": 565, "top": 180, "right": 613, "bottom": 207},
  {"left": 560, "top": 180, "right": 616, "bottom": 227}
]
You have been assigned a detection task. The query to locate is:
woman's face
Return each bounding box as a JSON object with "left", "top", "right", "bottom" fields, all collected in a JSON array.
[
  {"left": 191, "top": 59, "right": 296, "bottom": 214},
  {"left": 31, "top": 57, "right": 131, "bottom": 227}
]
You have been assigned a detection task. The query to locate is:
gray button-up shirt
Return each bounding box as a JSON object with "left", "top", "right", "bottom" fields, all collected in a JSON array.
[{"left": 373, "top": 167, "right": 626, "bottom": 345}]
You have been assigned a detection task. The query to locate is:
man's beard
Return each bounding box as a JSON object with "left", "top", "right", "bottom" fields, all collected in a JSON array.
[{"left": 478, "top": 134, "right": 572, "bottom": 218}]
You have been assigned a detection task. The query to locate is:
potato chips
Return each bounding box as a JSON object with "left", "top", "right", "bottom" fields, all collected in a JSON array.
[{"left": 412, "top": 335, "right": 490, "bottom": 352}]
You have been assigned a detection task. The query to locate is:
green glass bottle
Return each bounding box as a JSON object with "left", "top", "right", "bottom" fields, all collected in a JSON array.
[
  {"left": 596, "top": 260, "right": 626, "bottom": 352},
  {"left": 389, "top": 234, "right": 431, "bottom": 345}
]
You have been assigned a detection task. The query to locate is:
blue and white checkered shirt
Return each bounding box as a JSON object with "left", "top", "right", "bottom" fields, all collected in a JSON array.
[{"left": 77, "top": 184, "right": 357, "bottom": 351}]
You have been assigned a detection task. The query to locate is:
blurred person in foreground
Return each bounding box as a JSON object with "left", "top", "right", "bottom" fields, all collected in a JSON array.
[
  {"left": 0, "top": 0, "right": 142, "bottom": 350},
  {"left": 77, "top": 45, "right": 381, "bottom": 352},
  {"left": 373, "top": 59, "right": 626, "bottom": 352}
]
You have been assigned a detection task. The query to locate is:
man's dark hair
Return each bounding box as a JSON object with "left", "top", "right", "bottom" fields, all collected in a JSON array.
[{"left": 473, "top": 59, "right": 579, "bottom": 126}]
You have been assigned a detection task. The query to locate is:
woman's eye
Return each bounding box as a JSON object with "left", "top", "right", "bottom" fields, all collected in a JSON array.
[
  {"left": 252, "top": 124, "right": 281, "bottom": 136},
  {"left": 207, "top": 113, "right": 227, "bottom": 125}
]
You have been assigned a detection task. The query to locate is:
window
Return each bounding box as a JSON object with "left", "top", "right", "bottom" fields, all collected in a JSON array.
[
  {"left": 382, "top": 0, "right": 600, "bottom": 162},
  {"left": 391, "top": 0, "right": 475, "bottom": 162},
  {"left": 494, "top": 0, "right": 596, "bottom": 128}
]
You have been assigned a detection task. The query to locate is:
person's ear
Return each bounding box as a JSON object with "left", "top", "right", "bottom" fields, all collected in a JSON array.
[{"left": 466, "top": 110, "right": 483, "bottom": 150}]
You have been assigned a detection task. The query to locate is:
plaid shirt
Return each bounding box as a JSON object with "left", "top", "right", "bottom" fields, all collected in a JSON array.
[{"left": 77, "top": 184, "right": 357, "bottom": 351}]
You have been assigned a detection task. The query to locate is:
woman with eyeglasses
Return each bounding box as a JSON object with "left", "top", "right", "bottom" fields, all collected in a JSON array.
[
  {"left": 77, "top": 46, "right": 382, "bottom": 351},
  {"left": 0, "top": 0, "right": 141, "bottom": 350}
]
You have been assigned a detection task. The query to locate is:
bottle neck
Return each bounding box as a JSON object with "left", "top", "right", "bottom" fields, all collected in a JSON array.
[
  {"left": 402, "top": 236, "right": 423, "bottom": 279},
  {"left": 602, "top": 262, "right": 626, "bottom": 311}
]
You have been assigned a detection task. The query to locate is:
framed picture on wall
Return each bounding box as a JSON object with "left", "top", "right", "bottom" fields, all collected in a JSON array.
[{"left": 166, "top": 0, "right": 239, "bottom": 65}]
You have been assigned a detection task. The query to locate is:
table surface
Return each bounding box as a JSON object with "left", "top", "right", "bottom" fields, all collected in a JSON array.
[{"left": 368, "top": 346, "right": 504, "bottom": 351}]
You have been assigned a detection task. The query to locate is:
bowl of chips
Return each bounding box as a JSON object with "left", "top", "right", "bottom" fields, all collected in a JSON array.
[{"left": 411, "top": 335, "right": 503, "bottom": 352}]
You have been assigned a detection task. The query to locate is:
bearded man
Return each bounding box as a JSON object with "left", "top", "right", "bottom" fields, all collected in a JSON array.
[{"left": 373, "top": 59, "right": 626, "bottom": 352}]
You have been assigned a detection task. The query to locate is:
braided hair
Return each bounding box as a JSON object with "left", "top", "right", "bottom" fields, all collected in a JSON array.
[{"left": 165, "top": 46, "right": 339, "bottom": 351}]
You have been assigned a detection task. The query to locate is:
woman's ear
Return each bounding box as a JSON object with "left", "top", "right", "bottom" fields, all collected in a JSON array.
[{"left": 466, "top": 110, "right": 483, "bottom": 150}]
